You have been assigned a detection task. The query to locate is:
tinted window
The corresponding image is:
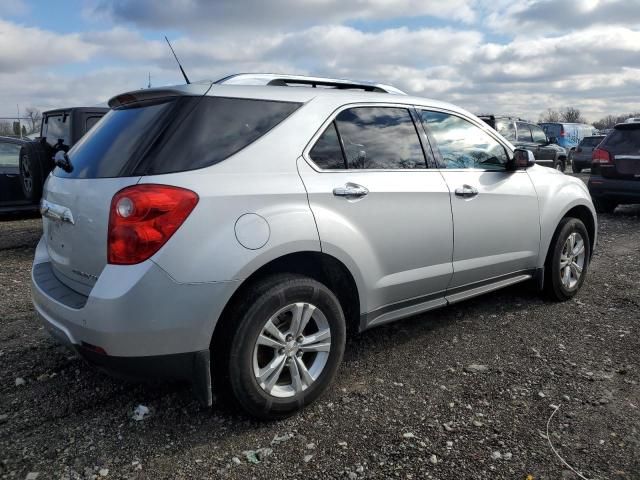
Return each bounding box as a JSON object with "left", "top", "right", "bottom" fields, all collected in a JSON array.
[
  {"left": 601, "top": 128, "right": 640, "bottom": 155},
  {"left": 496, "top": 120, "right": 516, "bottom": 141},
  {"left": 0, "top": 141, "right": 21, "bottom": 168},
  {"left": 56, "top": 97, "right": 301, "bottom": 179},
  {"left": 421, "top": 111, "right": 509, "bottom": 170},
  {"left": 580, "top": 136, "right": 604, "bottom": 147},
  {"left": 44, "top": 115, "right": 70, "bottom": 149},
  {"left": 335, "top": 107, "right": 426, "bottom": 169},
  {"left": 516, "top": 122, "right": 533, "bottom": 142},
  {"left": 309, "top": 122, "right": 345, "bottom": 169},
  {"left": 531, "top": 125, "right": 547, "bottom": 144},
  {"left": 541, "top": 124, "right": 561, "bottom": 138}
]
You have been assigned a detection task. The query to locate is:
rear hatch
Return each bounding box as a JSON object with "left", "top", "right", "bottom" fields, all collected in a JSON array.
[
  {"left": 41, "top": 85, "right": 302, "bottom": 294},
  {"left": 597, "top": 124, "right": 640, "bottom": 180}
]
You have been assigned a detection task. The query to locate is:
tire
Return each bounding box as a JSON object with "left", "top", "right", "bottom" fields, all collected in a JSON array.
[
  {"left": 544, "top": 218, "right": 591, "bottom": 301},
  {"left": 554, "top": 158, "right": 566, "bottom": 173},
  {"left": 571, "top": 162, "right": 582, "bottom": 174},
  {"left": 216, "top": 274, "right": 346, "bottom": 420},
  {"left": 593, "top": 197, "right": 617, "bottom": 214},
  {"left": 19, "top": 142, "right": 52, "bottom": 204}
]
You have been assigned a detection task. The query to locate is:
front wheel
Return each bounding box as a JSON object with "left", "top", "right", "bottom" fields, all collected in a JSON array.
[
  {"left": 554, "top": 158, "right": 566, "bottom": 172},
  {"left": 221, "top": 274, "right": 346, "bottom": 419},
  {"left": 545, "top": 218, "right": 590, "bottom": 301}
]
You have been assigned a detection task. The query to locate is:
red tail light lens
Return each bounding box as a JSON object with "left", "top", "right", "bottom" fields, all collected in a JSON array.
[
  {"left": 108, "top": 185, "right": 198, "bottom": 265},
  {"left": 592, "top": 147, "right": 612, "bottom": 165}
]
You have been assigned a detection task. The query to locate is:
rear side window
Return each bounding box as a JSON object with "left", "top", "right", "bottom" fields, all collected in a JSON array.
[
  {"left": 57, "top": 96, "right": 301, "bottom": 179},
  {"left": 309, "top": 122, "right": 345, "bottom": 169},
  {"left": 496, "top": 120, "right": 515, "bottom": 141},
  {"left": 333, "top": 107, "right": 426, "bottom": 169},
  {"left": 601, "top": 128, "right": 640, "bottom": 155},
  {"left": 531, "top": 125, "right": 547, "bottom": 144},
  {"left": 516, "top": 122, "right": 533, "bottom": 142}
]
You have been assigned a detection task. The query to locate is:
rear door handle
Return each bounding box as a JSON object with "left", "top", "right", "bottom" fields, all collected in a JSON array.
[
  {"left": 454, "top": 184, "right": 478, "bottom": 198},
  {"left": 333, "top": 183, "right": 369, "bottom": 198}
]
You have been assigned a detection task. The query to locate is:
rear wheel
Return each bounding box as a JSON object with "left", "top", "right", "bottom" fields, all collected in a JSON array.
[
  {"left": 545, "top": 218, "right": 590, "bottom": 301},
  {"left": 554, "top": 158, "right": 566, "bottom": 172},
  {"left": 218, "top": 274, "right": 346, "bottom": 420},
  {"left": 593, "top": 197, "right": 617, "bottom": 214},
  {"left": 571, "top": 161, "right": 582, "bottom": 174}
]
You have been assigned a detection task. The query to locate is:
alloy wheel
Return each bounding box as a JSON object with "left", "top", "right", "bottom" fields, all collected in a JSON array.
[
  {"left": 252, "top": 302, "right": 331, "bottom": 398},
  {"left": 559, "top": 232, "right": 586, "bottom": 289}
]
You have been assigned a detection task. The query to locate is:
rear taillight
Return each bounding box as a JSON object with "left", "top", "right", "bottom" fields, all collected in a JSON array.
[
  {"left": 592, "top": 147, "right": 612, "bottom": 165},
  {"left": 108, "top": 185, "right": 198, "bottom": 265},
  {"left": 560, "top": 126, "right": 566, "bottom": 137}
]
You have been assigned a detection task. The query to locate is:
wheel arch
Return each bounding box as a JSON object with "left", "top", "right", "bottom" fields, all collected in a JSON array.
[{"left": 212, "top": 251, "right": 362, "bottom": 350}]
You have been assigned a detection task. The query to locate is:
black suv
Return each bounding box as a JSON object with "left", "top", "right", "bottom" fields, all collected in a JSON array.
[
  {"left": 19, "top": 106, "right": 108, "bottom": 204},
  {"left": 479, "top": 116, "right": 568, "bottom": 171},
  {"left": 588, "top": 121, "right": 640, "bottom": 213}
]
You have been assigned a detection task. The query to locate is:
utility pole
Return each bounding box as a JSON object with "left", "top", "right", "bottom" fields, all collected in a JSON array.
[{"left": 16, "top": 104, "right": 22, "bottom": 139}]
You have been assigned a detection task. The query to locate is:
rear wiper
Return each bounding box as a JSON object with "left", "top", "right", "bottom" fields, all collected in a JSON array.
[{"left": 53, "top": 150, "right": 73, "bottom": 173}]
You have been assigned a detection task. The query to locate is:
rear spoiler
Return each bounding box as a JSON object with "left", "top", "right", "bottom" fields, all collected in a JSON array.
[{"left": 108, "top": 83, "right": 212, "bottom": 109}]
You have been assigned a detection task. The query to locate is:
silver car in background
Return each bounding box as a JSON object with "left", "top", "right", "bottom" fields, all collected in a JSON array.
[{"left": 32, "top": 74, "right": 597, "bottom": 419}]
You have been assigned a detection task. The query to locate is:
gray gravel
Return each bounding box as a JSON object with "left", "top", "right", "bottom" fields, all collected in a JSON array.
[{"left": 1, "top": 177, "right": 639, "bottom": 479}]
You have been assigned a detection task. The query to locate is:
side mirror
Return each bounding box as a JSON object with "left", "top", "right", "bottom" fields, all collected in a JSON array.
[
  {"left": 509, "top": 148, "right": 536, "bottom": 170},
  {"left": 548, "top": 136, "right": 558, "bottom": 144}
]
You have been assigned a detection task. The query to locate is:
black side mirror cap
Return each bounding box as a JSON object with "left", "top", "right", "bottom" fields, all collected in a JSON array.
[{"left": 508, "top": 148, "right": 536, "bottom": 170}]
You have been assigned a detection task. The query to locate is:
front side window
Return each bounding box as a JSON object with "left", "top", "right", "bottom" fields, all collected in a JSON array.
[
  {"left": 334, "top": 107, "right": 426, "bottom": 169},
  {"left": 516, "top": 122, "right": 533, "bottom": 142},
  {"left": 0, "top": 141, "right": 21, "bottom": 168},
  {"left": 531, "top": 125, "right": 547, "bottom": 144},
  {"left": 420, "top": 111, "right": 509, "bottom": 170}
]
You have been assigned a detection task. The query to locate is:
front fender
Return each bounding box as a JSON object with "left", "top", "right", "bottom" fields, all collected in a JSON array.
[{"left": 529, "top": 167, "right": 597, "bottom": 266}]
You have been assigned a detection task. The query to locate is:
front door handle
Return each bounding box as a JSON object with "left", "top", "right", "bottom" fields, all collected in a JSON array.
[
  {"left": 454, "top": 184, "right": 478, "bottom": 198},
  {"left": 333, "top": 182, "right": 369, "bottom": 198}
]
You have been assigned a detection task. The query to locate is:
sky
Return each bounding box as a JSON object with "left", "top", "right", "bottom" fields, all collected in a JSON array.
[{"left": 1, "top": 0, "right": 640, "bottom": 122}]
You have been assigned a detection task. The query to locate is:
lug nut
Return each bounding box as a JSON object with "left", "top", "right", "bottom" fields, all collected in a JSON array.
[
  {"left": 286, "top": 334, "right": 293, "bottom": 342},
  {"left": 296, "top": 350, "right": 303, "bottom": 357},
  {"left": 278, "top": 348, "right": 285, "bottom": 355},
  {"left": 296, "top": 336, "right": 304, "bottom": 343}
]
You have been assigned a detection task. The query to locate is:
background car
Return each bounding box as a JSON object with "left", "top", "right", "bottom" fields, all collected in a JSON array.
[
  {"left": 0, "top": 136, "right": 35, "bottom": 213},
  {"left": 588, "top": 121, "right": 640, "bottom": 212},
  {"left": 19, "top": 106, "right": 108, "bottom": 205},
  {"left": 479, "top": 115, "right": 568, "bottom": 171},
  {"left": 571, "top": 135, "right": 605, "bottom": 173},
  {"left": 539, "top": 122, "right": 596, "bottom": 157}
]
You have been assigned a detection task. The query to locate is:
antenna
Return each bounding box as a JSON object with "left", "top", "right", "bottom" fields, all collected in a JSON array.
[
  {"left": 164, "top": 36, "right": 190, "bottom": 85},
  {"left": 147, "top": 72, "right": 151, "bottom": 89}
]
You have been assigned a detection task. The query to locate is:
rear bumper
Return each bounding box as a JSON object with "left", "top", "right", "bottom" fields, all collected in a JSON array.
[
  {"left": 588, "top": 175, "right": 640, "bottom": 203},
  {"left": 31, "top": 236, "right": 239, "bottom": 405}
]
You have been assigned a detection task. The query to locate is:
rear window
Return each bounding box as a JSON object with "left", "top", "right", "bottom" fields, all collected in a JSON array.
[
  {"left": 44, "top": 114, "right": 71, "bottom": 149},
  {"left": 541, "top": 124, "right": 561, "bottom": 137},
  {"left": 580, "top": 136, "right": 604, "bottom": 147},
  {"left": 601, "top": 127, "right": 640, "bottom": 155},
  {"left": 56, "top": 96, "right": 301, "bottom": 179}
]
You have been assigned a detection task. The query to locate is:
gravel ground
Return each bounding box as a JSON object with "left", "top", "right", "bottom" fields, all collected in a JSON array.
[{"left": 1, "top": 176, "right": 639, "bottom": 480}]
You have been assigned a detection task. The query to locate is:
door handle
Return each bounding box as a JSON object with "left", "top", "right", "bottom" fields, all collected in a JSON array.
[
  {"left": 333, "top": 183, "right": 369, "bottom": 198},
  {"left": 454, "top": 184, "right": 478, "bottom": 198}
]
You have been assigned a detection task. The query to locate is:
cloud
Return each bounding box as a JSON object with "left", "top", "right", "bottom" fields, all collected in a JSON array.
[{"left": 90, "top": 0, "right": 477, "bottom": 33}]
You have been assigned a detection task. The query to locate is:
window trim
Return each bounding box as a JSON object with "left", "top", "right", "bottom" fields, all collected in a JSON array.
[
  {"left": 416, "top": 107, "right": 515, "bottom": 172},
  {"left": 303, "top": 102, "right": 433, "bottom": 172}
]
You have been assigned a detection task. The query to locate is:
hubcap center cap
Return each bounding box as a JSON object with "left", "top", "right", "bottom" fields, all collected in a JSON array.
[{"left": 284, "top": 340, "right": 298, "bottom": 356}]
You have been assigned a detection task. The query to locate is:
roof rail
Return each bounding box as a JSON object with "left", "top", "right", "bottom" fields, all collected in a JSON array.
[{"left": 215, "top": 73, "right": 407, "bottom": 95}]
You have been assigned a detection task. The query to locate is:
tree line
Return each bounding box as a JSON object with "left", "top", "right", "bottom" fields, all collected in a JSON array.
[
  {"left": 539, "top": 107, "right": 640, "bottom": 130},
  {"left": 0, "top": 107, "right": 42, "bottom": 137}
]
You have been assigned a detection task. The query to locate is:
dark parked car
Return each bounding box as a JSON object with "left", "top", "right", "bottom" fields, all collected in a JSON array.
[
  {"left": 0, "top": 136, "right": 36, "bottom": 213},
  {"left": 571, "top": 135, "right": 605, "bottom": 173},
  {"left": 588, "top": 122, "right": 640, "bottom": 213},
  {"left": 19, "top": 106, "right": 108, "bottom": 204},
  {"left": 479, "top": 115, "right": 568, "bottom": 171}
]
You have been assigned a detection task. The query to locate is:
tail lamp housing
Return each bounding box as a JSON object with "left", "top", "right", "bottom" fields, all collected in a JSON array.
[
  {"left": 108, "top": 184, "right": 198, "bottom": 265},
  {"left": 592, "top": 147, "right": 612, "bottom": 165}
]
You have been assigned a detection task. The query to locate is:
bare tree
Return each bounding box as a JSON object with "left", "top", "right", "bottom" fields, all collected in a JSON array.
[
  {"left": 25, "top": 107, "right": 42, "bottom": 134},
  {"left": 540, "top": 108, "right": 561, "bottom": 123},
  {"left": 593, "top": 112, "right": 640, "bottom": 130},
  {"left": 560, "top": 107, "right": 585, "bottom": 123}
]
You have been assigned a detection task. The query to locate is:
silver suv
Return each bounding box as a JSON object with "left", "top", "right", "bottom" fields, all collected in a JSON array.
[{"left": 32, "top": 74, "right": 597, "bottom": 419}]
